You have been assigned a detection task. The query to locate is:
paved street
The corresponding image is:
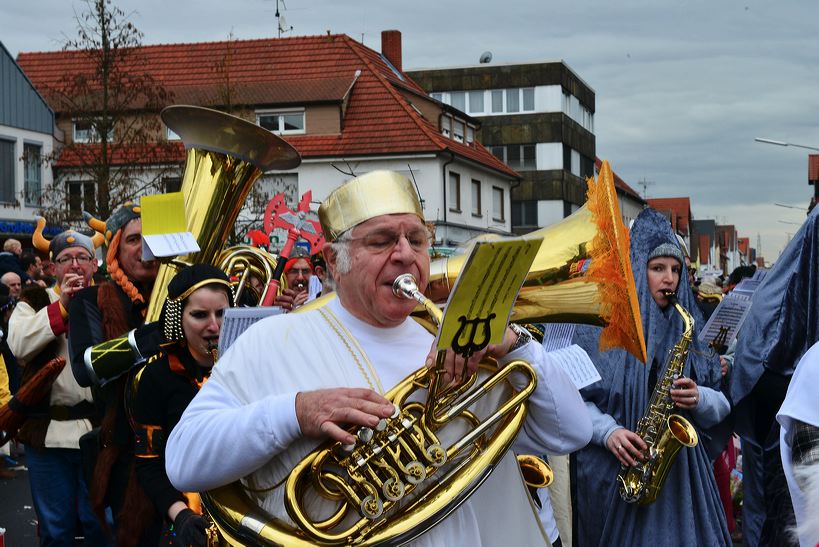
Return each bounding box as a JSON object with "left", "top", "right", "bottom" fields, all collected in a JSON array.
[{"left": 0, "top": 452, "right": 39, "bottom": 546}]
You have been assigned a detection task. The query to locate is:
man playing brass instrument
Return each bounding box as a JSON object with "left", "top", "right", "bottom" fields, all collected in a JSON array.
[{"left": 166, "top": 170, "right": 592, "bottom": 546}]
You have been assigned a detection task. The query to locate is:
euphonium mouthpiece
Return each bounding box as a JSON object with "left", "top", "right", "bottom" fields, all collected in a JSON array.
[
  {"left": 393, "top": 274, "right": 442, "bottom": 326},
  {"left": 393, "top": 273, "right": 419, "bottom": 299}
]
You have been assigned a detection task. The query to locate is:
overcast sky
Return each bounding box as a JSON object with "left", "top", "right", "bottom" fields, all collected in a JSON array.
[{"left": 3, "top": 0, "right": 817, "bottom": 261}]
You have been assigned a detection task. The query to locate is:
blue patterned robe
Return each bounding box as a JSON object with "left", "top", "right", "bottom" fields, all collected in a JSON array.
[{"left": 571, "top": 209, "right": 731, "bottom": 547}]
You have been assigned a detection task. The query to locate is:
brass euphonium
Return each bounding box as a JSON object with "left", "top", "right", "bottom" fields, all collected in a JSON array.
[
  {"left": 217, "top": 245, "right": 283, "bottom": 306},
  {"left": 145, "top": 105, "right": 300, "bottom": 321},
  {"left": 201, "top": 161, "right": 648, "bottom": 545}
]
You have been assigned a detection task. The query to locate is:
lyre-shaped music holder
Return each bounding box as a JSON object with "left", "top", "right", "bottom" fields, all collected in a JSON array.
[{"left": 425, "top": 238, "right": 541, "bottom": 425}]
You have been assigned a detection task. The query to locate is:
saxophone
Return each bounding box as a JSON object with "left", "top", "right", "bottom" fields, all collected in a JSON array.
[{"left": 617, "top": 291, "right": 699, "bottom": 505}]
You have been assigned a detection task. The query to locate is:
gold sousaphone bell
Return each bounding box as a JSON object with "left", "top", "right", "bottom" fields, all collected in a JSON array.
[
  {"left": 146, "top": 105, "right": 301, "bottom": 322},
  {"left": 201, "top": 162, "right": 647, "bottom": 546}
]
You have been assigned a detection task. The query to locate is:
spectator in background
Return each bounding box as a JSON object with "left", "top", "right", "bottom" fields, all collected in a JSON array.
[
  {"left": 0, "top": 239, "right": 26, "bottom": 280},
  {"left": 273, "top": 246, "right": 312, "bottom": 312},
  {"left": 0, "top": 290, "right": 18, "bottom": 480},
  {"left": 723, "top": 265, "right": 756, "bottom": 294},
  {"left": 1, "top": 271, "right": 22, "bottom": 300},
  {"left": 8, "top": 221, "right": 107, "bottom": 546},
  {"left": 21, "top": 252, "right": 46, "bottom": 288},
  {"left": 308, "top": 251, "right": 328, "bottom": 299}
]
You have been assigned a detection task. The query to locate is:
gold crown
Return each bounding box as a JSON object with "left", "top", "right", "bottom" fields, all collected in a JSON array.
[{"left": 318, "top": 171, "right": 424, "bottom": 241}]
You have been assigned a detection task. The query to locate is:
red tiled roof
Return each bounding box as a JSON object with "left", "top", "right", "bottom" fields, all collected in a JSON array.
[
  {"left": 19, "top": 34, "right": 517, "bottom": 178},
  {"left": 647, "top": 197, "right": 691, "bottom": 236},
  {"left": 57, "top": 142, "right": 185, "bottom": 167},
  {"left": 594, "top": 159, "right": 644, "bottom": 202}
]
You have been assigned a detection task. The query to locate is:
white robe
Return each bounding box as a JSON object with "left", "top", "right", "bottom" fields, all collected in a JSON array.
[
  {"left": 777, "top": 340, "right": 819, "bottom": 547},
  {"left": 167, "top": 298, "right": 592, "bottom": 546}
]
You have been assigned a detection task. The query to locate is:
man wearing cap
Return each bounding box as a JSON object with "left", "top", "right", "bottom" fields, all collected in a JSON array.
[
  {"left": 167, "top": 171, "right": 592, "bottom": 546},
  {"left": 273, "top": 246, "right": 313, "bottom": 311},
  {"left": 7, "top": 219, "right": 107, "bottom": 546},
  {"left": 67, "top": 201, "right": 160, "bottom": 536}
]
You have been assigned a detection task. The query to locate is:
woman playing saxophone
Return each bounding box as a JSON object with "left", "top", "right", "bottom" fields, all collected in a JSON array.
[{"left": 570, "top": 209, "right": 732, "bottom": 547}]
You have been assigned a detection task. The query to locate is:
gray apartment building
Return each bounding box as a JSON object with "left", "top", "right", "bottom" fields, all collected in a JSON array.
[{"left": 407, "top": 60, "right": 597, "bottom": 234}]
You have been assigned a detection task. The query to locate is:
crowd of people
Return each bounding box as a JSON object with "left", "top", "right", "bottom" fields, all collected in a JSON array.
[{"left": 0, "top": 169, "right": 817, "bottom": 546}]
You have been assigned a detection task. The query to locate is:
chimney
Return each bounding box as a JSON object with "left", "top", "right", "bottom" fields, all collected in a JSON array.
[{"left": 381, "top": 30, "right": 402, "bottom": 72}]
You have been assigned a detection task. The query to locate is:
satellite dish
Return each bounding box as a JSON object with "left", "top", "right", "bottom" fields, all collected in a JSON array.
[{"left": 479, "top": 51, "right": 493, "bottom": 64}]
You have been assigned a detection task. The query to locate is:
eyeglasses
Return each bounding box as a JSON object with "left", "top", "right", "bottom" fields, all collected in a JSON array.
[
  {"left": 55, "top": 255, "right": 94, "bottom": 266},
  {"left": 349, "top": 229, "right": 431, "bottom": 254},
  {"left": 288, "top": 267, "right": 312, "bottom": 277}
]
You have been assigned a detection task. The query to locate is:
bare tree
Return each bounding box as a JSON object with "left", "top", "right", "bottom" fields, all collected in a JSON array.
[{"left": 41, "top": 0, "right": 179, "bottom": 223}]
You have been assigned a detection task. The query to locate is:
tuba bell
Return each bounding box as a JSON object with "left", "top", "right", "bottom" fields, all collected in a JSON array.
[
  {"left": 200, "top": 161, "right": 648, "bottom": 545},
  {"left": 145, "top": 105, "right": 301, "bottom": 322}
]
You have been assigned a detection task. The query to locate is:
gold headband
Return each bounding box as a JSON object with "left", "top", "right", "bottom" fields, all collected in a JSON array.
[
  {"left": 172, "top": 279, "right": 233, "bottom": 302},
  {"left": 318, "top": 170, "right": 424, "bottom": 241}
]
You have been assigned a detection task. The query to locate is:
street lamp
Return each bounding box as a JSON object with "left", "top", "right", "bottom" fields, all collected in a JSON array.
[
  {"left": 755, "top": 137, "right": 819, "bottom": 206},
  {"left": 754, "top": 137, "right": 819, "bottom": 152}
]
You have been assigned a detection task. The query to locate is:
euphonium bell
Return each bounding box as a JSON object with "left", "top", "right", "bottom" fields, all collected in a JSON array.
[
  {"left": 424, "top": 160, "right": 647, "bottom": 362},
  {"left": 145, "top": 105, "right": 301, "bottom": 322}
]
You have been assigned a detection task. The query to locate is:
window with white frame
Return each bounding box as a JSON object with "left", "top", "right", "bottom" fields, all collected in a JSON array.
[
  {"left": 67, "top": 181, "right": 96, "bottom": 217},
  {"left": 441, "top": 116, "right": 451, "bottom": 138},
  {"left": 452, "top": 119, "right": 465, "bottom": 143},
  {"left": 23, "top": 143, "right": 42, "bottom": 207},
  {"left": 257, "top": 110, "right": 306, "bottom": 135},
  {"left": 468, "top": 91, "right": 484, "bottom": 114},
  {"left": 439, "top": 114, "right": 475, "bottom": 144},
  {"left": 0, "top": 139, "right": 15, "bottom": 204},
  {"left": 434, "top": 87, "right": 537, "bottom": 116},
  {"left": 449, "top": 172, "right": 461, "bottom": 212},
  {"left": 471, "top": 179, "right": 482, "bottom": 216},
  {"left": 73, "top": 120, "right": 114, "bottom": 144},
  {"left": 492, "top": 186, "right": 504, "bottom": 222},
  {"left": 450, "top": 91, "right": 466, "bottom": 112}
]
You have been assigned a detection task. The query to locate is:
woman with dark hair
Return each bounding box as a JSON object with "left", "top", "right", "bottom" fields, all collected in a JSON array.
[
  {"left": 571, "top": 208, "right": 731, "bottom": 546},
  {"left": 128, "top": 264, "right": 233, "bottom": 546}
]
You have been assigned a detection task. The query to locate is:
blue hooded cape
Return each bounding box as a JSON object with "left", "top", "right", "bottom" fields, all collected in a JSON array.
[
  {"left": 731, "top": 207, "right": 819, "bottom": 444},
  {"left": 571, "top": 208, "right": 730, "bottom": 546}
]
